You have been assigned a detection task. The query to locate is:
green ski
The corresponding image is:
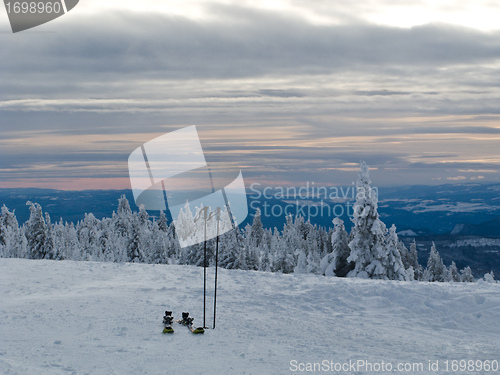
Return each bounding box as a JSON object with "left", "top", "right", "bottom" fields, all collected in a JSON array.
[
  {"left": 162, "top": 311, "right": 174, "bottom": 334},
  {"left": 176, "top": 312, "right": 205, "bottom": 334}
]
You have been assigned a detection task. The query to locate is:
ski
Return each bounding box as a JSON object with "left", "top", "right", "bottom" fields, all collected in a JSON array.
[
  {"left": 176, "top": 312, "right": 205, "bottom": 334},
  {"left": 162, "top": 310, "right": 174, "bottom": 334}
]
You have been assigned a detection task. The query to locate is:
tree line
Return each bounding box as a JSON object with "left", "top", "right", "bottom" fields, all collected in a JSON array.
[{"left": 0, "top": 162, "right": 496, "bottom": 283}]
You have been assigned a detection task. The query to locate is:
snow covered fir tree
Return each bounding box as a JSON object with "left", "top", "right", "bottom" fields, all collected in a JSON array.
[
  {"left": 0, "top": 162, "right": 496, "bottom": 283},
  {"left": 342, "top": 162, "right": 408, "bottom": 280}
]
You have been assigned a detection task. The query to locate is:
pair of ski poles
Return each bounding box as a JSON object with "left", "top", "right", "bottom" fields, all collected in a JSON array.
[{"left": 194, "top": 206, "right": 221, "bottom": 330}]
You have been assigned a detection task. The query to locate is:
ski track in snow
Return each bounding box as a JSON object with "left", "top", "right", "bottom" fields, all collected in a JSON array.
[{"left": 1, "top": 259, "right": 499, "bottom": 375}]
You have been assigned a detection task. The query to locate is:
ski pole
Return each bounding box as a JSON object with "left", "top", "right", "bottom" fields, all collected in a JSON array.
[
  {"left": 208, "top": 207, "right": 221, "bottom": 329},
  {"left": 213, "top": 213, "right": 219, "bottom": 329},
  {"left": 203, "top": 217, "right": 207, "bottom": 328},
  {"left": 195, "top": 206, "right": 209, "bottom": 329}
]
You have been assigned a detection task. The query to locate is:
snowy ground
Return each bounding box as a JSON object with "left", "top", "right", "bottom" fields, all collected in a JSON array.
[{"left": 1, "top": 259, "right": 499, "bottom": 375}]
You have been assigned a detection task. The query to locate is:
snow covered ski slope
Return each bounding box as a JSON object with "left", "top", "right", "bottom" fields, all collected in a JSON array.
[{"left": 1, "top": 259, "right": 499, "bottom": 375}]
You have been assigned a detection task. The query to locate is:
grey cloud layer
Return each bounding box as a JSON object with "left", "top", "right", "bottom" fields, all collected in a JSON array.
[
  {"left": 3, "top": 6, "right": 500, "bottom": 82},
  {"left": 1, "top": 5, "right": 500, "bottom": 186}
]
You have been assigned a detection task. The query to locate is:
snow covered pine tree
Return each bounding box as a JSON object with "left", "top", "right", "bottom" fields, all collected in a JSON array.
[{"left": 347, "top": 162, "right": 408, "bottom": 280}]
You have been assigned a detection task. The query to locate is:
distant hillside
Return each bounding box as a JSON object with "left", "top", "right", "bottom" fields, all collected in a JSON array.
[
  {"left": 0, "top": 188, "right": 136, "bottom": 224},
  {"left": 451, "top": 216, "right": 500, "bottom": 237},
  {"left": 1, "top": 183, "right": 500, "bottom": 236}
]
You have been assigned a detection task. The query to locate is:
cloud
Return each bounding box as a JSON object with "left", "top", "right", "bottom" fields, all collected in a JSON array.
[
  {"left": 355, "top": 90, "right": 413, "bottom": 96},
  {"left": 258, "top": 89, "right": 305, "bottom": 98},
  {"left": 288, "top": 0, "right": 500, "bottom": 31},
  {"left": 3, "top": 7, "right": 500, "bottom": 128},
  {"left": 2, "top": 4, "right": 500, "bottom": 188},
  {"left": 2, "top": 7, "right": 500, "bottom": 84}
]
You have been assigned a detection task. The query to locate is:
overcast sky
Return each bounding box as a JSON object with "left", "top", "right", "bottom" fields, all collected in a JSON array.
[{"left": 1, "top": 0, "right": 499, "bottom": 190}]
